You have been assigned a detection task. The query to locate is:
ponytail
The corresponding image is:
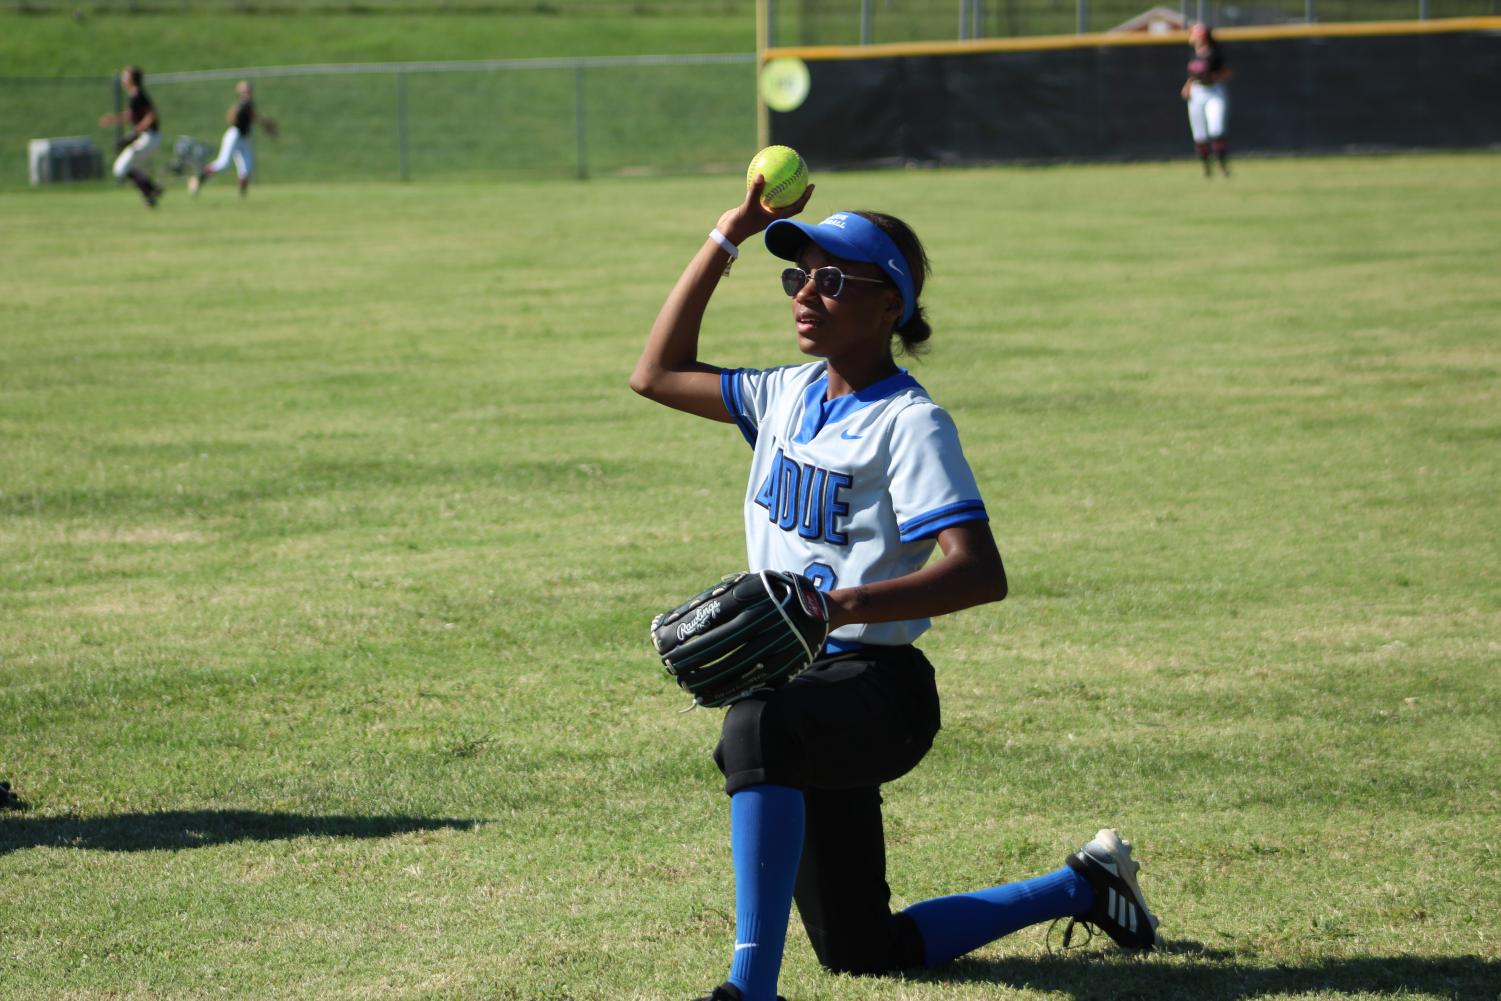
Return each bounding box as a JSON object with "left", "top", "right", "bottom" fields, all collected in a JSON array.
[{"left": 855, "top": 210, "right": 932, "bottom": 357}]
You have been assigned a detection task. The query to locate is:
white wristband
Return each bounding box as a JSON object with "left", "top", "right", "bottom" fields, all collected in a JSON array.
[{"left": 709, "top": 228, "right": 740, "bottom": 261}]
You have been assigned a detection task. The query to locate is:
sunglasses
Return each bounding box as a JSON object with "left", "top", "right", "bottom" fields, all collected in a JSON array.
[{"left": 780, "top": 266, "right": 890, "bottom": 300}]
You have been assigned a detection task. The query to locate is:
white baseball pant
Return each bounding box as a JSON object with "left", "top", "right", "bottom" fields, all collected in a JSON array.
[
  {"left": 112, "top": 129, "right": 161, "bottom": 179},
  {"left": 1187, "top": 82, "right": 1229, "bottom": 142},
  {"left": 208, "top": 126, "right": 254, "bottom": 180}
]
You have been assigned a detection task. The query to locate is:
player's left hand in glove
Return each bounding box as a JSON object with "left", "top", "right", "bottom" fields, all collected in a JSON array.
[
  {"left": 651, "top": 570, "right": 830, "bottom": 709},
  {"left": 115, "top": 132, "right": 139, "bottom": 153}
]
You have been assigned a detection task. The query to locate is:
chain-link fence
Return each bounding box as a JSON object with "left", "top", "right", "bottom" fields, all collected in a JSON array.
[
  {"left": 3, "top": 54, "right": 757, "bottom": 189},
  {"left": 1, "top": 1, "right": 753, "bottom": 11},
  {"left": 766, "top": 0, "right": 1501, "bottom": 44}
]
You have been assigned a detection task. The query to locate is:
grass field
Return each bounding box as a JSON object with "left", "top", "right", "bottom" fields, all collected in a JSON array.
[
  {"left": 2, "top": 154, "right": 1500, "bottom": 1000},
  {"left": 0, "top": 7, "right": 754, "bottom": 79}
]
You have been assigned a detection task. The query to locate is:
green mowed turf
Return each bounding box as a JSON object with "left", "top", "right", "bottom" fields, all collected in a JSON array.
[
  {"left": 0, "top": 8, "right": 756, "bottom": 78},
  {"left": 2, "top": 154, "right": 1498, "bottom": 1000}
]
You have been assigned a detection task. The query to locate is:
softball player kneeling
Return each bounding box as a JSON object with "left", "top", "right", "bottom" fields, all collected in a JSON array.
[{"left": 631, "top": 181, "right": 1165, "bottom": 1001}]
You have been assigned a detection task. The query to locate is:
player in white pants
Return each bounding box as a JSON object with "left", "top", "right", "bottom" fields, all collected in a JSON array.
[
  {"left": 1181, "top": 23, "right": 1232, "bottom": 177},
  {"left": 189, "top": 80, "right": 278, "bottom": 197},
  {"left": 98, "top": 66, "right": 164, "bottom": 208}
]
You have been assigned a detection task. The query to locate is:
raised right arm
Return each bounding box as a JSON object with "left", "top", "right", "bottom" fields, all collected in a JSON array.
[{"left": 629, "top": 176, "right": 813, "bottom": 422}]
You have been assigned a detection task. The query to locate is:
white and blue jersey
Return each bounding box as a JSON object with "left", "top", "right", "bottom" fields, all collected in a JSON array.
[{"left": 721, "top": 360, "right": 988, "bottom": 651}]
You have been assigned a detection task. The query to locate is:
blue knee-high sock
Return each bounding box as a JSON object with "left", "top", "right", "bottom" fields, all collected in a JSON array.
[
  {"left": 726, "top": 784, "right": 805, "bottom": 1001},
  {"left": 901, "top": 866, "right": 1094, "bottom": 967}
]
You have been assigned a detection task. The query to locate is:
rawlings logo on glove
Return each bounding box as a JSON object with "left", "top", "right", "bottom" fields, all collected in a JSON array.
[
  {"left": 650, "top": 570, "right": 830, "bottom": 709},
  {"left": 676, "top": 600, "right": 722, "bottom": 641}
]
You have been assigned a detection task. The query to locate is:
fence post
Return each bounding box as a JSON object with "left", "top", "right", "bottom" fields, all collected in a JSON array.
[
  {"left": 1418, "top": 0, "right": 1428, "bottom": 17},
  {"left": 1077, "top": 0, "right": 1088, "bottom": 34},
  {"left": 1305, "top": 0, "right": 1314, "bottom": 21},
  {"left": 396, "top": 67, "right": 410, "bottom": 182},
  {"left": 860, "top": 0, "right": 873, "bottom": 44},
  {"left": 112, "top": 74, "right": 124, "bottom": 149},
  {"left": 575, "top": 64, "right": 588, "bottom": 181}
]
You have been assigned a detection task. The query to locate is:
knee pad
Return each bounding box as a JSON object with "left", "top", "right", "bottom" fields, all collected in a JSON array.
[
  {"left": 714, "top": 696, "right": 802, "bottom": 795},
  {"left": 715, "top": 697, "right": 771, "bottom": 794}
]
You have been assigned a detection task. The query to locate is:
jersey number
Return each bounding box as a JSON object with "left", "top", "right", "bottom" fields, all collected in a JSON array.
[{"left": 802, "top": 562, "right": 837, "bottom": 592}]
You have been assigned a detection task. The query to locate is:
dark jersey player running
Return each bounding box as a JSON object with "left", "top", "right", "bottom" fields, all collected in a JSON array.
[
  {"left": 190, "top": 80, "right": 278, "bottom": 197},
  {"left": 98, "top": 65, "right": 164, "bottom": 208}
]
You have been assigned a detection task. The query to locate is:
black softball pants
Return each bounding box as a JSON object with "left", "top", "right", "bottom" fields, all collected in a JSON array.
[{"left": 713, "top": 644, "right": 942, "bottom": 975}]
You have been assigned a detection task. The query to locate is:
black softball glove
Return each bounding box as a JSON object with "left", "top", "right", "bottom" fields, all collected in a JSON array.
[{"left": 651, "top": 570, "right": 830, "bottom": 709}]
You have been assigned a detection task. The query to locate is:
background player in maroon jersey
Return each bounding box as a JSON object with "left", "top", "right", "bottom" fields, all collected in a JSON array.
[
  {"left": 98, "top": 65, "right": 165, "bottom": 208},
  {"left": 1180, "top": 24, "right": 1233, "bottom": 177},
  {"left": 189, "top": 80, "right": 278, "bottom": 197}
]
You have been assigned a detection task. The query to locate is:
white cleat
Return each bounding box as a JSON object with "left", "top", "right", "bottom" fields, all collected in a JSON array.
[{"left": 1063, "top": 828, "right": 1164, "bottom": 950}]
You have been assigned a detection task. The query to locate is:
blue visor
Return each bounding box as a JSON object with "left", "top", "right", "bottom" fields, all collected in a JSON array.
[{"left": 765, "top": 212, "right": 916, "bottom": 327}]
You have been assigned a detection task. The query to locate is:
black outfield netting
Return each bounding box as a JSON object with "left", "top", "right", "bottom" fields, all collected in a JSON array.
[{"left": 770, "top": 29, "right": 1501, "bottom": 166}]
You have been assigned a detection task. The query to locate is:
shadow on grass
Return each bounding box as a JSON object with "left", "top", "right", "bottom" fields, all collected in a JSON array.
[
  {"left": 921, "top": 941, "right": 1500, "bottom": 1001},
  {"left": 0, "top": 809, "right": 476, "bottom": 855}
]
